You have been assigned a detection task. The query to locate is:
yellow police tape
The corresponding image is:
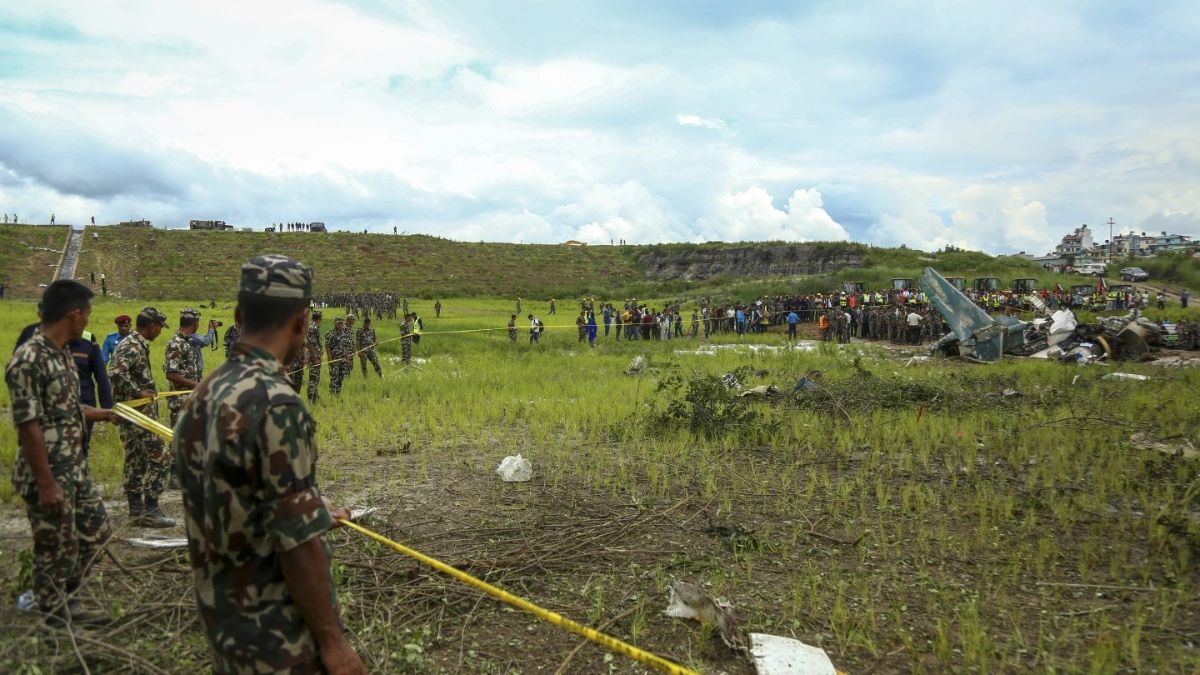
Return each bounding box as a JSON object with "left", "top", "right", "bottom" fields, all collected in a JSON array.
[
  {"left": 335, "top": 518, "right": 698, "bottom": 675},
  {"left": 112, "top": 403, "right": 175, "bottom": 441},
  {"left": 108, "top": 400, "right": 697, "bottom": 674},
  {"left": 121, "top": 389, "right": 194, "bottom": 408}
]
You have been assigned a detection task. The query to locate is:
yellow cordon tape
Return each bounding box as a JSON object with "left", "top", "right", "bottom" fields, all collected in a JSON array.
[
  {"left": 121, "top": 389, "right": 194, "bottom": 408},
  {"left": 110, "top": 398, "right": 697, "bottom": 674},
  {"left": 112, "top": 402, "right": 175, "bottom": 442},
  {"left": 335, "top": 518, "right": 698, "bottom": 675}
]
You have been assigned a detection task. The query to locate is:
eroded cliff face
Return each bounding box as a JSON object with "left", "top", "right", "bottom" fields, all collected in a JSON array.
[{"left": 636, "top": 244, "right": 865, "bottom": 280}]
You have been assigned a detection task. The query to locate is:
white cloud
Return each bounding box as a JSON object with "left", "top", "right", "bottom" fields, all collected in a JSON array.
[
  {"left": 676, "top": 114, "right": 726, "bottom": 130},
  {"left": 697, "top": 187, "right": 849, "bottom": 242}
]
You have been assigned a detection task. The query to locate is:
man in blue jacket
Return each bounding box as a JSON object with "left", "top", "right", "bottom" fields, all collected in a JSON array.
[
  {"left": 70, "top": 331, "right": 113, "bottom": 457},
  {"left": 101, "top": 315, "right": 131, "bottom": 363}
]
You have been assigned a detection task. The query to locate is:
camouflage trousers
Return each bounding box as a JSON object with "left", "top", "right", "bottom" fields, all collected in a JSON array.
[
  {"left": 401, "top": 341, "right": 412, "bottom": 363},
  {"left": 306, "top": 364, "right": 321, "bottom": 403},
  {"left": 359, "top": 348, "right": 381, "bottom": 376},
  {"left": 24, "top": 474, "right": 112, "bottom": 613},
  {"left": 120, "top": 423, "right": 171, "bottom": 501},
  {"left": 328, "top": 358, "right": 349, "bottom": 394},
  {"left": 167, "top": 392, "right": 192, "bottom": 431},
  {"left": 288, "top": 366, "right": 304, "bottom": 393}
]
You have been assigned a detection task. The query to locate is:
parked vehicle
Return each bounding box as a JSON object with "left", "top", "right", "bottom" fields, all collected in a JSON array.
[
  {"left": 973, "top": 277, "right": 1001, "bottom": 292},
  {"left": 309, "top": 222, "right": 327, "bottom": 232},
  {"left": 1011, "top": 278, "right": 1039, "bottom": 294},
  {"left": 1119, "top": 267, "right": 1149, "bottom": 282},
  {"left": 946, "top": 276, "right": 966, "bottom": 291},
  {"left": 842, "top": 281, "right": 868, "bottom": 295},
  {"left": 891, "top": 278, "right": 915, "bottom": 291},
  {"left": 1078, "top": 262, "right": 1108, "bottom": 276}
]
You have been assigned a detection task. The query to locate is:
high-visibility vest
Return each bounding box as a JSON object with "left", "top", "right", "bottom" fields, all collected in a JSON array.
[{"left": 819, "top": 315, "right": 829, "bottom": 330}]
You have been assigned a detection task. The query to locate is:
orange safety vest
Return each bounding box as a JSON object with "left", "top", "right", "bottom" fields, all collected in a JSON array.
[{"left": 818, "top": 315, "right": 829, "bottom": 330}]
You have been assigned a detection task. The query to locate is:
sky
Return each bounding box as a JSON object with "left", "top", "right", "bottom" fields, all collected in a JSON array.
[{"left": 0, "top": 1, "right": 1197, "bottom": 255}]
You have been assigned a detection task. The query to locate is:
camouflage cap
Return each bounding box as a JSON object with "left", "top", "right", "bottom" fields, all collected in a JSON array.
[
  {"left": 139, "top": 306, "right": 169, "bottom": 327},
  {"left": 180, "top": 307, "right": 200, "bottom": 320},
  {"left": 334, "top": 316, "right": 345, "bottom": 324},
  {"left": 346, "top": 313, "right": 356, "bottom": 321},
  {"left": 239, "top": 254, "right": 313, "bottom": 300}
]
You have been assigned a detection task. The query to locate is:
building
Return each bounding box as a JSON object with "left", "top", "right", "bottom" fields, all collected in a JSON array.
[
  {"left": 1054, "top": 225, "right": 1093, "bottom": 257},
  {"left": 1110, "top": 231, "right": 1193, "bottom": 256}
]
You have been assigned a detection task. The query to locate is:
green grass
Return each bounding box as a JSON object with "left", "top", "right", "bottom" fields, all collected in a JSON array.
[
  {"left": 0, "top": 224, "right": 1078, "bottom": 300},
  {"left": 1, "top": 296, "right": 1199, "bottom": 672},
  {"left": 0, "top": 224, "right": 69, "bottom": 298}
]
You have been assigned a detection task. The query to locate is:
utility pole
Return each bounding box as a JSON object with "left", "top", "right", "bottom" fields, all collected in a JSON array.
[{"left": 1106, "top": 217, "right": 1116, "bottom": 263}]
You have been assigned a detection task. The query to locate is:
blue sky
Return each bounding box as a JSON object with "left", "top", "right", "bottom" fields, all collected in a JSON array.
[{"left": 0, "top": 1, "right": 1197, "bottom": 254}]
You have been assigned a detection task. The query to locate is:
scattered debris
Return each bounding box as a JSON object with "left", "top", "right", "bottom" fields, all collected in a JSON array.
[
  {"left": 664, "top": 580, "right": 744, "bottom": 651},
  {"left": 1001, "top": 388, "right": 1021, "bottom": 397},
  {"left": 1130, "top": 432, "right": 1199, "bottom": 459},
  {"left": 624, "top": 355, "right": 647, "bottom": 375},
  {"left": 1102, "top": 373, "right": 1150, "bottom": 382},
  {"left": 793, "top": 370, "right": 823, "bottom": 392},
  {"left": 496, "top": 454, "right": 533, "bottom": 482},
  {"left": 738, "top": 384, "right": 779, "bottom": 398},
  {"left": 905, "top": 355, "right": 930, "bottom": 367},
  {"left": 721, "top": 372, "right": 742, "bottom": 390},
  {"left": 16, "top": 589, "right": 34, "bottom": 611},
  {"left": 749, "top": 633, "right": 838, "bottom": 675},
  {"left": 128, "top": 537, "right": 188, "bottom": 550},
  {"left": 922, "top": 267, "right": 1027, "bottom": 362},
  {"left": 350, "top": 507, "right": 379, "bottom": 520}
]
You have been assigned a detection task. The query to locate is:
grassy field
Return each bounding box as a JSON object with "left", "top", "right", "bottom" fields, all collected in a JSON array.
[
  {"left": 0, "top": 223, "right": 1111, "bottom": 301},
  {"left": 0, "top": 224, "right": 69, "bottom": 299},
  {"left": 0, "top": 295, "right": 1198, "bottom": 673}
]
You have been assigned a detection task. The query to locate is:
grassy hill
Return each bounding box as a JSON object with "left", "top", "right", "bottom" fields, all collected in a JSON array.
[
  {"left": 0, "top": 224, "right": 69, "bottom": 298},
  {"left": 0, "top": 224, "right": 1079, "bottom": 300}
]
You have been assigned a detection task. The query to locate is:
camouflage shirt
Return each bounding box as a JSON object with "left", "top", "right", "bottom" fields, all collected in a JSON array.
[
  {"left": 6, "top": 333, "right": 88, "bottom": 498},
  {"left": 325, "top": 327, "right": 351, "bottom": 359},
  {"left": 164, "top": 331, "right": 201, "bottom": 389},
  {"left": 223, "top": 324, "right": 241, "bottom": 360},
  {"left": 354, "top": 326, "right": 376, "bottom": 351},
  {"left": 108, "top": 331, "right": 158, "bottom": 418},
  {"left": 304, "top": 322, "right": 322, "bottom": 366},
  {"left": 174, "top": 343, "right": 335, "bottom": 673}
]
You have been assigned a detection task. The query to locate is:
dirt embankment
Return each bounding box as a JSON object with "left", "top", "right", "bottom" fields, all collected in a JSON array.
[{"left": 636, "top": 244, "right": 865, "bottom": 281}]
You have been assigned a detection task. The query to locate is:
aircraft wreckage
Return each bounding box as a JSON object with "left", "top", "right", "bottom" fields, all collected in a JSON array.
[{"left": 920, "top": 266, "right": 1172, "bottom": 364}]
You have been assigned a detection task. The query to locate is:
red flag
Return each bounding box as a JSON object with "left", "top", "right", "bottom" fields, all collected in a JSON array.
[
  {"left": 1096, "top": 277, "right": 1107, "bottom": 295},
  {"left": 1055, "top": 282, "right": 1065, "bottom": 294}
]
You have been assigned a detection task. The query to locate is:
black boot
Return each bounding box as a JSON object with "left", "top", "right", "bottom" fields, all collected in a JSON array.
[
  {"left": 135, "top": 498, "right": 176, "bottom": 528},
  {"left": 127, "top": 493, "right": 144, "bottom": 518}
]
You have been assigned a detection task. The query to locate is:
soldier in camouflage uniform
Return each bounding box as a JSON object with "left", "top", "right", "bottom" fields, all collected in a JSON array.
[
  {"left": 8, "top": 280, "right": 118, "bottom": 625},
  {"left": 400, "top": 313, "right": 414, "bottom": 364},
  {"left": 108, "top": 306, "right": 174, "bottom": 527},
  {"left": 164, "top": 308, "right": 204, "bottom": 429},
  {"left": 287, "top": 349, "right": 305, "bottom": 393},
  {"left": 222, "top": 321, "right": 241, "bottom": 360},
  {"left": 343, "top": 315, "right": 356, "bottom": 379},
  {"left": 325, "top": 317, "right": 351, "bottom": 395},
  {"left": 305, "top": 311, "right": 323, "bottom": 404},
  {"left": 356, "top": 316, "right": 382, "bottom": 377},
  {"left": 174, "top": 255, "right": 364, "bottom": 674}
]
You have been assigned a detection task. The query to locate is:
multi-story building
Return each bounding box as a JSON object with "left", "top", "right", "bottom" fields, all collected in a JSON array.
[{"left": 1054, "top": 225, "right": 1094, "bottom": 257}]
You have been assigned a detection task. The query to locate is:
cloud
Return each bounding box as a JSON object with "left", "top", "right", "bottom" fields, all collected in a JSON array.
[
  {"left": 697, "top": 187, "right": 850, "bottom": 242},
  {"left": 676, "top": 114, "right": 726, "bottom": 130},
  {"left": 0, "top": 0, "right": 1197, "bottom": 253}
]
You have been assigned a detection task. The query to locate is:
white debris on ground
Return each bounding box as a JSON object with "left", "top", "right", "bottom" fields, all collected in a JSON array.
[
  {"left": 496, "top": 454, "right": 532, "bottom": 482},
  {"left": 624, "top": 355, "right": 647, "bottom": 374},
  {"left": 749, "top": 633, "right": 838, "bottom": 675},
  {"left": 1130, "top": 432, "right": 1200, "bottom": 459},
  {"left": 127, "top": 537, "right": 189, "bottom": 550},
  {"left": 663, "top": 580, "right": 744, "bottom": 651},
  {"left": 1102, "top": 372, "right": 1150, "bottom": 382}
]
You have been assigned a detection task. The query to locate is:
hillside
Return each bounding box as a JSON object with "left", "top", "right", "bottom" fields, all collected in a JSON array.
[
  {"left": 0, "top": 225, "right": 1062, "bottom": 300},
  {"left": 0, "top": 224, "right": 70, "bottom": 298}
]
